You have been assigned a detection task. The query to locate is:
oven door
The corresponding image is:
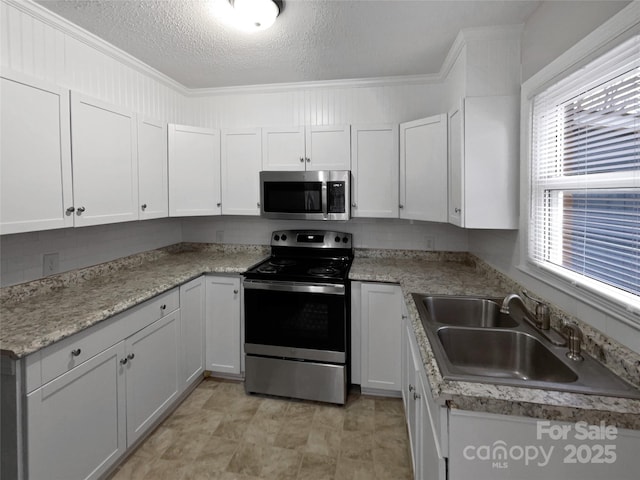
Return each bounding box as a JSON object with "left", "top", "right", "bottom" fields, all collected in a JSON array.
[{"left": 243, "top": 279, "right": 347, "bottom": 363}]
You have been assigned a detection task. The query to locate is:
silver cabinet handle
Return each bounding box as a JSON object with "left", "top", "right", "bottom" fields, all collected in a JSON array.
[
  {"left": 299, "top": 157, "right": 304, "bottom": 163},
  {"left": 408, "top": 384, "right": 414, "bottom": 392},
  {"left": 399, "top": 204, "right": 404, "bottom": 209},
  {"left": 351, "top": 203, "right": 357, "bottom": 208},
  {"left": 127, "top": 353, "right": 135, "bottom": 360},
  {"left": 233, "top": 289, "right": 239, "bottom": 294},
  {"left": 71, "top": 348, "right": 81, "bottom": 357},
  {"left": 160, "top": 304, "right": 167, "bottom": 311},
  {"left": 66, "top": 206, "right": 75, "bottom": 214},
  {"left": 141, "top": 204, "right": 147, "bottom": 210},
  {"left": 413, "top": 392, "right": 421, "bottom": 400},
  {"left": 306, "top": 157, "right": 310, "bottom": 163},
  {"left": 76, "top": 206, "right": 86, "bottom": 214},
  {"left": 217, "top": 202, "right": 221, "bottom": 207},
  {"left": 257, "top": 202, "right": 260, "bottom": 208},
  {"left": 454, "top": 208, "right": 461, "bottom": 213},
  {"left": 120, "top": 358, "right": 128, "bottom": 365}
]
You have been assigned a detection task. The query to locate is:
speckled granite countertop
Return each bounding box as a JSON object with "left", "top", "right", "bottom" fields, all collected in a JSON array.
[
  {"left": 0, "top": 243, "right": 269, "bottom": 359},
  {"left": 350, "top": 249, "right": 640, "bottom": 430},
  {"left": 2, "top": 244, "right": 639, "bottom": 429}
]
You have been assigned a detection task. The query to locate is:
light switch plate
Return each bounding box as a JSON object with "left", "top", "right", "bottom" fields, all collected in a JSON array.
[{"left": 43, "top": 253, "right": 59, "bottom": 276}]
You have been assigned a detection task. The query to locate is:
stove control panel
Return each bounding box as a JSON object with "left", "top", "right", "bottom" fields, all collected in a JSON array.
[{"left": 271, "top": 230, "right": 352, "bottom": 249}]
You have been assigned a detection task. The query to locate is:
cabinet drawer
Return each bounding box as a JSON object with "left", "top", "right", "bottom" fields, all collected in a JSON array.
[{"left": 38, "top": 289, "right": 179, "bottom": 386}]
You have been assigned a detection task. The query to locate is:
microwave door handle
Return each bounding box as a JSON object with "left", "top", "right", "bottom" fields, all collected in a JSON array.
[{"left": 321, "top": 183, "right": 328, "bottom": 218}]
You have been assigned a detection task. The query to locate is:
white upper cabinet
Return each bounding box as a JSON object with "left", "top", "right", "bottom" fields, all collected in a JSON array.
[
  {"left": 221, "top": 128, "right": 262, "bottom": 216},
  {"left": 305, "top": 125, "right": 351, "bottom": 171},
  {"left": 168, "top": 124, "right": 221, "bottom": 217},
  {"left": 71, "top": 92, "right": 139, "bottom": 227},
  {"left": 399, "top": 114, "right": 448, "bottom": 223},
  {"left": 137, "top": 118, "right": 168, "bottom": 220},
  {"left": 448, "top": 96, "right": 519, "bottom": 229},
  {"left": 262, "top": 125, "right": 351, "bottom": 171},
  {"left": 351, "top": 124, "right": 399, "bottom": 218},
  {"left": 0, "top": 70, "right": 73, "bottom": 234}
]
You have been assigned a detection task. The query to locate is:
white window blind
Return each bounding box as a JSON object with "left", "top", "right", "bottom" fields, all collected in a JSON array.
[{"left": 530, "top": 35, "right": 640, "bottom": 306}]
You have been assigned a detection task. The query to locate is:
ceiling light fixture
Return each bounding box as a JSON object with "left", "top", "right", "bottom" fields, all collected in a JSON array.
[{"left": 209, "top": 0, "right": 280, "bottom": 32}]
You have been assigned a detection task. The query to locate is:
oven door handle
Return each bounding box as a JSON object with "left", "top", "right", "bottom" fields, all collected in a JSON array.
[{"left": 243, "top": 279, "right": 345, "bottom": 296}]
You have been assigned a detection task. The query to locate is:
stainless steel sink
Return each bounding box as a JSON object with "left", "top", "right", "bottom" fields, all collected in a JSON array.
[
  {"left": 412, "top": 293, "right": 640, "bottom": 399},
  {"left": 437, "top": 327, "right": 578, "bottom": 383},
  {"left": 421, "top": 296, "right": 518, "bottom": 328}
]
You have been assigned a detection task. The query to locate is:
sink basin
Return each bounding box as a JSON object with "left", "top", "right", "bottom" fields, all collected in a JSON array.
[
  {"left": 436, "top": 327, "right": 578, "bottom": 383},
  {"left": 411, "top": 293, "right": 640, "bottom": 399},
  {"left": 421, "top": 296, "right": 518, "bottom": 328}
]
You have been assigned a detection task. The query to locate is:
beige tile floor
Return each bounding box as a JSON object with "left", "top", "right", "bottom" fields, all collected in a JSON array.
[{"left": 109, "top": 378, "right": 413, "bottom": 480}]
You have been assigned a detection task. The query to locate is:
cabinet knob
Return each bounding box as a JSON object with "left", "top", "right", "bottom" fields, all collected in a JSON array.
[
  {"left": 454, "top": 208, "right": 462, "bottom": 213},
  {"left": 127, "top": 353, "right": 135, "bottom": 360},
  {"left": 217, "top": 202, "right": 221, "bottom": 207},
  {"left": 257, "top": 202, "right": 260, "bottom": 208},
  {"left": 305, "top": 157, "right": 310, "bottom": 163},
  {"left": 66, "top": 206, "right": 75, "bottom": 214},
  {"left": 351, "top": 203, "right": 357, "bottom": 208},
  {"left": 413, "top": 392, "right": 421, "bottom": 401},
  {"left": 160, "top": 304, "right": 167, "bottom": 310},
  {"left": 120, "top": 358, "right": 128, "bottom": 365},
  {"left": 141, "top": 204, "right": 147, "bottom": 210},
  {"left": 399, "top": 204, "right": 404, "bottom": 209},
  {"left": 408, "top": 384, "right": 414, "bottom": 392},
  {"left": 71, "top": 348, "right": 82, "bottom": 357},
  {"left": 299, "top": 157, "right": 304, "bottom": 163},
  {"left": 76, "top": 206, "right": 86, "bottom": 214},
  {"left": 233, "top": 289, "right": 239, "bottom": 294},
  {"left": 402, "top": 314, "right": 408, "bottom": 319}
]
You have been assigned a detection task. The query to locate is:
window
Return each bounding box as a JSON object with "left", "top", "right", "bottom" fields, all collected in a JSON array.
[{"left": 529, "top": 35, "right": 639, "bottom": 308}]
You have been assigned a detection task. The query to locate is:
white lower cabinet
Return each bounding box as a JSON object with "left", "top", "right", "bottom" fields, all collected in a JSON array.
[
  {"left": 124, "top": 311, "right": 180, "bottom": 446},
  {"left": 26, "top": 343, "right": 127, "bottom": 480},
  {"left": 359, "top": 282, "right": 402, "bottom": 394},
  {"left": 180, "top": 276, "right": 206, "bottom": 387},
  {"left": 205, "top": 275, "right": 242, "bottom": 376}
]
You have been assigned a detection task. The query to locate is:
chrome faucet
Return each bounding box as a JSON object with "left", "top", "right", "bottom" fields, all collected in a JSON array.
[
  {"left": 563, "top": 322, "right": 584, "bottom": 361},
  {"left": 500, "top": 292, "right": 566, "bottom": 346}
]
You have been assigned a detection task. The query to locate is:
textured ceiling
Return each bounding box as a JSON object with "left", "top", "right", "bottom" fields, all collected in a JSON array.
[{"left": 36, "top": 0, "right": 541, "bottom": 89}]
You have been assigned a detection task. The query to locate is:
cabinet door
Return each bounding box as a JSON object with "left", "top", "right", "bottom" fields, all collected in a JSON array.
[
  {"left": 168, "top": 124, "right": 221, "bottom": 216},
  {"left": 351, "top": 124, "right": 399, "bottom": 218},
  {"left": 71, "top": 93, "right": 139, "bottom": 226},
  {"left": 221, "top": 128, "right": 262, "bottom": 215},
  {"left": 27, "top": 342, "right": 126, "bottom": 480},
  {"left": 448, "top": 104, "right": 464, "bottom": 227},
  {"left": 400, "top": 114, "right": 448, "bottom": 222},
  {"left": 205, "top": 275, "right": 241, "bottom": 376},
  {"left": 305, "top": 125, "right": 351, "bottom": 171},
  {"left": 180, "top": 276, "right": 206, "bottom": 387},
  {"left": 138, "top": 118, "right": 168, "bottom": 220},
  {"left": 360, "top": 283, "right": 402, "bottom": 393},
  {"left": 261, "top": 126, "right": 306, "bottom": 171},
  {"left": 418, "top": 375, "right": 447, "bottom": 480},
  {"left": 124, "top": 311, "right": 180, "bottom": 446},
  {"left": 0, "top": 71, "right": 73, "bottom": 234},
  {"left": 403, "top": 318, "right": 420, "bottom": 474}
]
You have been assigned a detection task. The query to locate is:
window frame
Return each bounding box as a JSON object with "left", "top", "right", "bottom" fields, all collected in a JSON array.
[{"left": 519, "top": 14, "right": 640, "bottom": 328}]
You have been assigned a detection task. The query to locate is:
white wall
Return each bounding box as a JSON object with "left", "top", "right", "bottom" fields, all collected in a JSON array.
[
  {"left": 182, "top": 216, "right": 468, "bottom": 252},
  {"left": 469, "top": 1, "right": 640, "bottom": 353},
  {"left": 0, "top": 218, "right": 182, "bottom": 286}
]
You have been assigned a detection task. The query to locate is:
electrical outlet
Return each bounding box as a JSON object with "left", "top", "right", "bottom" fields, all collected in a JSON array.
[
  {"left": 215, "top": 230, "right": 224, "bottom": 242},
  {"left": 43, "top": 253, "right": 59, "bottom": 276},
  {"left": 424, "top": 235, "right": 436, "bottom": 251}
]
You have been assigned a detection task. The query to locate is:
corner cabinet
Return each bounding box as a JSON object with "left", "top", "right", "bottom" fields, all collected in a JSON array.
[
  {"left": 205, "top": 275, "right": 242, "bottom": 377},
  {"left": 0, "top": 70, "right": 73, "bottom": 234},
  {"left": 359, "top": 282, "right": 403, "bottom": 394},
  {"left": 448, "top": 96, "right": 519, "bottom": 229},
  {"left": 137, "top": 118, "right": 169, "bottom": 220},
  {"left": 221, "top": 128, "right": 262, "bottom": 216},
  {"left": 70, "top": 92, "right": 139, "bottom": 227},
  {"left": 179, "top": 276, "right": 206, "bottom": 387},
  {"left": 399, "top": 114, "right": 448, "bottom": 222},
  {"left": 351, "top": 124, "right": 399, "bottom": 218},
  {"left": 262, "top": 125, "right": 351, "bottom": 171},
  {"left": 168, "top": 124, "right": 221, "bottom": 217}
]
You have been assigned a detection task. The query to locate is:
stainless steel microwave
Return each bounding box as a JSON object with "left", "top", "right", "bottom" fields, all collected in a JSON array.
[{"left": 260, "top": 170, "right": 350, "bottom": 221}]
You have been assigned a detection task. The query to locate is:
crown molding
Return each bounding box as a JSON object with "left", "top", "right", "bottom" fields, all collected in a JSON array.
[{"left": 4, "top": 0, "right": 189, "bottom": 95}]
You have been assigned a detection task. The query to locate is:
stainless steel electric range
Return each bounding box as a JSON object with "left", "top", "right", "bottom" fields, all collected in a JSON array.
[{"left": 243, "top": 229, "right": 353, "bottom": 405}]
